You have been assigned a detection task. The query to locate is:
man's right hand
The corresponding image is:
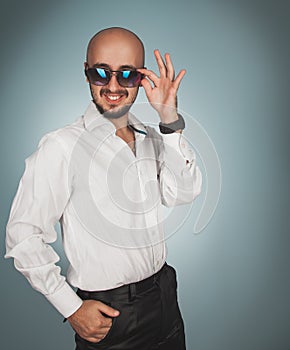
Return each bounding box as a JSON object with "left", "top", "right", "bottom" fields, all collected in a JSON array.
[{"left": 68, "top": 300, "right": 120, "bottom": 343}]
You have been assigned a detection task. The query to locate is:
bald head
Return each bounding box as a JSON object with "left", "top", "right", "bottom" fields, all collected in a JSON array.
[{"left": 86, "top": 27, "right": 145, "bottom": 68}]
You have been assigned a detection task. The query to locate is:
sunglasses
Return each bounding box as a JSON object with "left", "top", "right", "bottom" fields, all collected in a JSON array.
[{"left": 85, "top": 66, "right": 144, "bottom": 88}]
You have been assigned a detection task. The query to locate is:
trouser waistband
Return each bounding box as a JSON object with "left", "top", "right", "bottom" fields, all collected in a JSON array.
[
  {"left": 63, "top": 262, "right": 167, "bottom": 323},
  {"left": 78, "top": 262, "right": 167, "bottom": 301}
]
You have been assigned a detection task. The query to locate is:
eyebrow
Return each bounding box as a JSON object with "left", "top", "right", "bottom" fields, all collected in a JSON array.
[{"left": 91, "top": 62, "right": 137, "bottom": 70}]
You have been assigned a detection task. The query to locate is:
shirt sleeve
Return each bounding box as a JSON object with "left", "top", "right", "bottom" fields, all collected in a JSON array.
[
  {"left": 158, "top": 131, "right": 202, "bottom": 207},
  {"left": 4, "top": 133, "right": 83, "bottom": 318}
]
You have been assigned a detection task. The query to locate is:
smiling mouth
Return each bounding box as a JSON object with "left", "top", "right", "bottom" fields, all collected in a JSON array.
[{"left": 104, "top": 94, "right": 124, "bottom": 104}]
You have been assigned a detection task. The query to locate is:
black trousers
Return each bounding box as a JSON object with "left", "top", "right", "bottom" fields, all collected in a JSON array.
[{"left": 74, "top": 262, "right": 186, "bottom": 350}]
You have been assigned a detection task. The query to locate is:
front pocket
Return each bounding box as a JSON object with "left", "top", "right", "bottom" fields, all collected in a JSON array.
[{"left": 108, "top": 299, "right": 137, "bottom": 342}]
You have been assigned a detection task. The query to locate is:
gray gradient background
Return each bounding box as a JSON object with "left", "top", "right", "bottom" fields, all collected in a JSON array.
[{"left": 1, "top": 0, "right": 289, "bottom": 349}]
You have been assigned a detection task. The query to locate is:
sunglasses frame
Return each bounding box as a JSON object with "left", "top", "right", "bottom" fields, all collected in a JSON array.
[{"left": 84, "top": 65, "right": 146, "bottom": 88}]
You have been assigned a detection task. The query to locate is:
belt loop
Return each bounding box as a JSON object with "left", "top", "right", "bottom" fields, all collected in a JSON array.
[{"left": 129, "top": 283, "right": 136, "bottom": 301}]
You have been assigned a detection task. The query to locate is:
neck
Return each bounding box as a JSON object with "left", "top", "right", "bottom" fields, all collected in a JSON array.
[{"left": 109, "top": 114, "right": 131, "bottom": 136}]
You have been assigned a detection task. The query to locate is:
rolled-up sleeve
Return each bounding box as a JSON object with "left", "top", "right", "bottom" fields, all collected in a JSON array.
[
  {"left": 5, "top": 133, "right": 83, "bottom": 318},
  {"left": 158, "top": 132, "right": 202, "bottom": 207}
]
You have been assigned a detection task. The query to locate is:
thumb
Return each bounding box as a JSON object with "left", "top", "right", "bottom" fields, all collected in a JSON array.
[
  {"left": 140, "top": 78, "right": 152, "bottom": 99},
  {"left": 98, "top": 302, "right": 120, "bottom": 318}
]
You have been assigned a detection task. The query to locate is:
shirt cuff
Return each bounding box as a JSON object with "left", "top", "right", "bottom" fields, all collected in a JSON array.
[
  {"left": 161, "top": 132, "right": 195, "bottom": 163},
  {"left": 45, "top": 282, "right": 83, "bottom": 318}
]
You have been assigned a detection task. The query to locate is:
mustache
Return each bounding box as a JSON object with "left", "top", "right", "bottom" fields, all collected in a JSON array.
[{"left": 100, "top": 88, "right": 128, "bottom": 97}]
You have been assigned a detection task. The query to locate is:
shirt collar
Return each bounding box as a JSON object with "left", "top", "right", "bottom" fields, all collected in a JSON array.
[{"left": 83, "top": 101, "right": 148, "bottom": 138}]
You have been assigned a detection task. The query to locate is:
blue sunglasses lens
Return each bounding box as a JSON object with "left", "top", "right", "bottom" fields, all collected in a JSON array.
[
  {"left": 86, "top": 68, "right": 109, "bottom": 86},
  {"left": 118, "top": 70, "right": 143, "bottom": 87},
  {"left": 97, "top": 68, "right": 107, "bottom": 79},
  {"left": 122, "top": 71, "right": 130, "bottom": 79}
]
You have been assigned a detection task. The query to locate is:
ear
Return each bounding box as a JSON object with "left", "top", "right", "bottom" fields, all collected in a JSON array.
[{"left": 84, "top": 62, "right": 89, "bottom": 83}]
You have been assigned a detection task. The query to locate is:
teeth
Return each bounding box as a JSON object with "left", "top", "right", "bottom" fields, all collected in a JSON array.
[{"left": 107, "top": 95, "right": 121, "bottom": 101}]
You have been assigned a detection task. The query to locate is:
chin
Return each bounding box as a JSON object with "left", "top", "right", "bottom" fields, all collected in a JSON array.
[{"left": 97, "top": 103, "right": 132, "bottom": 120}]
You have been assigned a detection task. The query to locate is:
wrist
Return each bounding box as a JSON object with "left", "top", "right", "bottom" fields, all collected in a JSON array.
[
  {"left": 159, "top": 113, "right": 185, "bottom": 134},
  {"left": 159, "top": 112, "right": 179, "bottom": 124},
  {"left": 67, "top": 302, "right": 83, "bottom": 320}
]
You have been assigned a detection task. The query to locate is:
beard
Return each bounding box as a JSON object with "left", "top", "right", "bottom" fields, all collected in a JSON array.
[
  {"left": 90, "top": 86, "right": 137, "bottom": 119},
  {"left": 94, "top": 101, "right": 132, "bottom": 119}
]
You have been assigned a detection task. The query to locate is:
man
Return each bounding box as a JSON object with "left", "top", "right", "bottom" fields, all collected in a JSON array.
[{"left": 5, "top": 27, "right": 202, "bottom": 349}]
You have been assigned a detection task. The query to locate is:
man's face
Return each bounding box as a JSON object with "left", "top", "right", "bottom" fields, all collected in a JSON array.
[{"left": 85, "top": 34, "right": 144, "bottom": 119}]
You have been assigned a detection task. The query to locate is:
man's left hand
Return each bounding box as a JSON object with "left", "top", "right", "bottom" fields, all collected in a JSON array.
[{"left": 137, "top": 49, "right": 186, "bottom": 124}]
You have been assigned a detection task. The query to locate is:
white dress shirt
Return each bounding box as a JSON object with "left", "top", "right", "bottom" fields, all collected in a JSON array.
[{"left": 5, "top": 101, "right": 202, "bottom": 318}]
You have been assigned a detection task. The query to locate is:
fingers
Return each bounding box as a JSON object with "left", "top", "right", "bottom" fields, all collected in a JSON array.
[
  {"left": 137, "top": 68, "right": 160, "bottom": 87},
  {"left": 173, "top": 69, "right": 186, "bottom": 90},
  {"left": 139, "top": 51, "right": 184, "bottom": 86},
  {"left": 154, "top": 50, "right": 176, "bottom": 82},
  {"left": 85, "top": 319, "right": 112, "bottom": 343},
  {"left": 97, "top": 316, "right": 112, "bottom": 337},
  {"left": 154, "top": 49, "right": 167, "bottom": 78},
  {"left": 97, "top": 301, "right": 119, "bottom": 317},
  {"left": 140, "top": 77, "right": 153, "bottom": 98},
  {"left": 81, "top": 314, "right": 113, "bottom": 343},
  {"left": 164, "top": 53, "right": 175, "bottom": 81}
]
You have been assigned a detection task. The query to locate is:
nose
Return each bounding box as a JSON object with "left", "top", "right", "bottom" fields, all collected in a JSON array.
[{"left": 107, "top": 72, "right": 121, "bottom": 91}]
